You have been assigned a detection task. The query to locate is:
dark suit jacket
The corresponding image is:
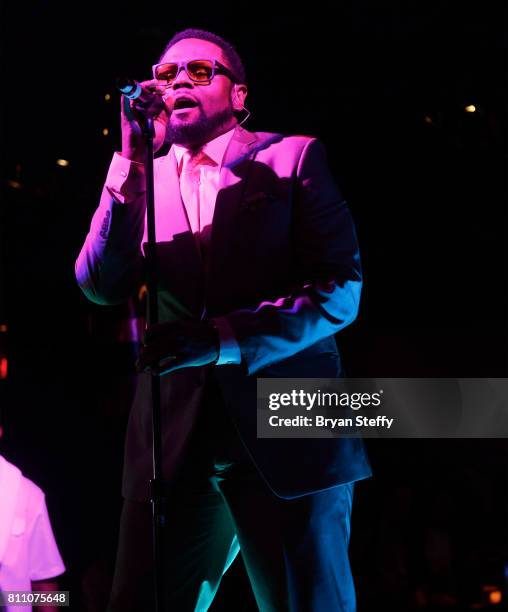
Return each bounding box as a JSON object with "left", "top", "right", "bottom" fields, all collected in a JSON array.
[{"left": 76, "top": 125, "right": 372, "bottom": 501}]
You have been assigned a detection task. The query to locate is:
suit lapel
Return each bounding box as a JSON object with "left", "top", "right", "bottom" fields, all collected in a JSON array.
[
  {"left": 209, "top": 126, "right": 258, "bottom": 248},
  {"left": 141, "top": 147, "right": 205, "bottom": 319},
  {"left": 218, "top": 126, "right": 258, "bottom": 194},
  {"left": 144, "top": 127, "right": 258, "bottom": 247},
  {"left": 142, "top": 127, "right": 260, "bottom": 317},
  {"left": 204, "top": 126, "right": 258, "bottom": 313}
]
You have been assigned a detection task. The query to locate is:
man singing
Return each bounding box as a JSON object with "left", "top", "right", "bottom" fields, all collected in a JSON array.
[{"left": 76, "top": 28, "right": 371, "bottom": 612}]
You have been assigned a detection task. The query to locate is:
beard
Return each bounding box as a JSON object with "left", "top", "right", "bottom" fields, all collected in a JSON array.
[{"left": 166, "top": 106, "right": 235, "bottom": 148}]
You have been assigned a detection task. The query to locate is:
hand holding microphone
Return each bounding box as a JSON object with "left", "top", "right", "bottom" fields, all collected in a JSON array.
[
  {"left": 117, "top": 78, "right": 173, "bottom": 163},
  {"left": 117, "top": 77, "right": 171, "bottom": 110}
]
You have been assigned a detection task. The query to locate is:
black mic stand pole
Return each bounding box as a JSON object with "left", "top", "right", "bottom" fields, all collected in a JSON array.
[{"left": 141, "top": 115, "right": 165, "bottom": 612}]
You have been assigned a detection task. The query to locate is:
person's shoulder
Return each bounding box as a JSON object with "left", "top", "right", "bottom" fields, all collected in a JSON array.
[
  {"left": 246, "top": 129, "right": 321, "bottom": 159},
  {"left": 20, "top": 474, "right": 45, "bottom": 509},
  {"left": 250, "top": 129, "right": 317, "bottom": 148},
  {"left": 0, "top": 455, "right": 44, "bottom": 503},
  {"left": 21, "top": 474, "right": 44, "bottom": 497}
]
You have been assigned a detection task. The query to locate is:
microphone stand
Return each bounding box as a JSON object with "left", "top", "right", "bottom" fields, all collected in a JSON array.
[{"left": 141, "top": 115, "right": 165, "bottom": 612}]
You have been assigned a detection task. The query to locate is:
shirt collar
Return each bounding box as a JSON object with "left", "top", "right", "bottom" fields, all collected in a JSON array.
[{"left": 173, "top": 127, "right": 236, "bottom": 170}]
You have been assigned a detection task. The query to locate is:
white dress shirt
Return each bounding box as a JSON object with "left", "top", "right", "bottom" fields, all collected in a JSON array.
[
  {"left": 172, "top": 128, "right": 242, "bottom": 366},
  {"left": 0, "top": 456, "right": 65, "bottom": 612}
]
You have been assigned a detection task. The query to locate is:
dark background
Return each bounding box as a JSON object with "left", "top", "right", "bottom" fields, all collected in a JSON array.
[{"left": 1, "top": 1, "right": 507, "bottom": 610}]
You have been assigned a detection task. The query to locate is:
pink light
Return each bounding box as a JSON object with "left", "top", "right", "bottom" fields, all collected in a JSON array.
[{"left": 0, "top": 357, "right": 8, "bottom": 379}]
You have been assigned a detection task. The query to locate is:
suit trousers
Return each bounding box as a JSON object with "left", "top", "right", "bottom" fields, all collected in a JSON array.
[{"left": 108, "top": 371, "right": 357, "bottom": 612}]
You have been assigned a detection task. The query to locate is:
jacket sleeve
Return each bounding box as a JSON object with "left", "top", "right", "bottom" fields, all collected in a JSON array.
[
  {"left": 75, "top": 153, "right": 146, "bottom": 305},
  {"left": 222, "top": 138, "right": 362, "bottom": 375}
]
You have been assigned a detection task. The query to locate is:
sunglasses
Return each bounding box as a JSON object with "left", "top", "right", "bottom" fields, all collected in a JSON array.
[{"left": 152, "top": 59, "right": 239, "bottom": 86}]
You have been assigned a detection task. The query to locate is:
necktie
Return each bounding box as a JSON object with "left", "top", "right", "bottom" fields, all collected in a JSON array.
[
  {"left": 180, "top": 148, "right": 213, "bottom": 234},
  {"left": 180, "top": 149, "right": 217, "bottom": 262}
]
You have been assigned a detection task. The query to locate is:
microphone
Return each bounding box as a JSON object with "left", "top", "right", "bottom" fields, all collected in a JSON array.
[{"left": 116, "top": 77, "right": 160, "bottom": 106}]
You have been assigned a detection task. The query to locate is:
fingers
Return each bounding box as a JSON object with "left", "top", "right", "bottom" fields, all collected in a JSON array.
[
  {"left": 135, "top": 352, "right": 177, "bottom": 375},
  {"left": 136, "top": 338, "right": 179, "bottom": 372},
  {"left": 137, "top": 322, "right": 182, "bottom": 372},
  {"left": 119, "top": 78, "right": 173, "bottom": 157},
  {"left": 121, "top": 94, "right": 137, "bottom": 123},
  {"left": 139, "top": 78, "right": 165, "bottom": 92},
  {"left": 155, "top": 355, "right": 179, "bottom": 376},
  {"left": 136, "top": 320, "right": 218, "bottom": 375},
  {"left": 138, "top": 79, "right": 174, "bottom": 115},
  {"left": 120, "top": 81, "right": 168, "bottom": 119},
  {"left": 143, "top": 321, "right": 173, "bottom": 344}
]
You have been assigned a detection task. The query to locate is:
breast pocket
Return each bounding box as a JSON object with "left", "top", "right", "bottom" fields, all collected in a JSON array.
[{"left": 238, "top": 193, "right": 291, "bottom": 255}]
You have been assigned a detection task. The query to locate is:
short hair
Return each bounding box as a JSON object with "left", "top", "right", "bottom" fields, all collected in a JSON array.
[{"left": 160, "top": 28, "right": 246, "bottom": 84}]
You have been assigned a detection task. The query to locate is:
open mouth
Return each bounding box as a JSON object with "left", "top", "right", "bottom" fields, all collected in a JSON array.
[{"left": 173, "top": 97, "right": 199, "bottom": 110}]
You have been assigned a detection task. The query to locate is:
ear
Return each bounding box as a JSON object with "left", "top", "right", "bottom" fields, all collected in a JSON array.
[{"left": 231, "top": 84, "right": 248, "bottom": 111}]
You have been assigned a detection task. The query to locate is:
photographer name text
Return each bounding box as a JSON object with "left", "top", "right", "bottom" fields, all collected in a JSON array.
[{"left": 268, "top": 414, "right": 394, "bottom": 429}]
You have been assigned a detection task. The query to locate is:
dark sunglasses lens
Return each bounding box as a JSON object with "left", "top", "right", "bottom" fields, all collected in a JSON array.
[
  {"left": 155, "top": 64, "right": 178, "bottom": 83},
  {"left": 187, "top": 60, "right": 214, "bottom": 81}
]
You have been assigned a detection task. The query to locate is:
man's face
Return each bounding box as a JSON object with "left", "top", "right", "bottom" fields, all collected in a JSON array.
[{"left": 160, "top": 38, "right": 238, "bottom": 147}]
